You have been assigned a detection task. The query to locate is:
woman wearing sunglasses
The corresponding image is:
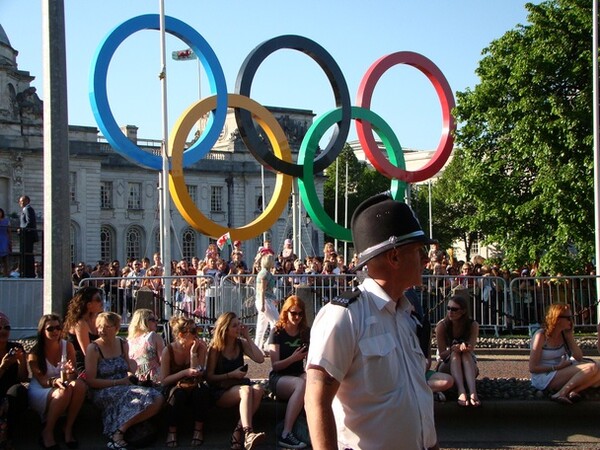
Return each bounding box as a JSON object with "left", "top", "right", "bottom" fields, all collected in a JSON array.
[
  {"left": 159, "top": 316, "right": 209, "bottom": 448},
  {"left": 529, "top": 303, "right": 600, "bottom": 404},
  {"left": 28, "top": 314, "right": 87, "bottom": 449},
  {"left": 435, "top": 295, "right": 481, "bottom": 407},
  {"left": 127, "top": 309, "right": 164, "bottom": 385},
  {"left": 267, "top": 296, "right": 310, "bottom": 449},
  {"left": 206, "top": 312, "right": 265, "bottom": 450}
]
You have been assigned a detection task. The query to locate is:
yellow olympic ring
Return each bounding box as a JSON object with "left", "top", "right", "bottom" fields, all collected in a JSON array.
[{"left": 169, "top": 94, "right": 294, "bottom": 240}]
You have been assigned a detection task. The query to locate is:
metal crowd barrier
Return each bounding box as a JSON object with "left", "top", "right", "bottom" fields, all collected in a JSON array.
[
  {"left": 69, "top": 273, "right": 600, "bottom": 334},
  {"left": 78, "top": 272, "right": 359, "bottom": 328}
]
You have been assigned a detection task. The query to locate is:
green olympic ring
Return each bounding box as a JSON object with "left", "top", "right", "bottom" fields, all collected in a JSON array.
[{"left": 298, "top": 106, "right": 407, "bottom": 241}]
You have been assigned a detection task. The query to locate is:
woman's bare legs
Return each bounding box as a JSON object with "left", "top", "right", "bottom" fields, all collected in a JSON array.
[
  {"left": 63, "top": 379, "right": 87, "bottom": 443},
  {"left": 449, "top": 352, "right": 467, "bottom": 405},
  {"left": 275, "top": 375, "right": 306, "bottom": 436},
  {"left": 42, "top": 388, "right": 71, "bottom": 447},
  {"left": 461, "top": 353, "right": 479, "bottom": 406},
  {"left": 550, "top": 362, "right": 598, "bottom": 399}
]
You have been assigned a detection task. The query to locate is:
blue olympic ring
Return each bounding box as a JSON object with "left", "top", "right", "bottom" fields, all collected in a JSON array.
[{"left": 89, "top": 14, "right": 228, "bottom": 170}]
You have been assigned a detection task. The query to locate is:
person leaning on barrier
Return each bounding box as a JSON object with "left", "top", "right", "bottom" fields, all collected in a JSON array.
[
  {"left": 305, "top": 193, "right": 438, "bottom": 450},
  {"left": 529, "top": 302, "right": 600, "bottom": 404},
  {"left": 254, "top": 254, "right": 279, "bottom": 352}
]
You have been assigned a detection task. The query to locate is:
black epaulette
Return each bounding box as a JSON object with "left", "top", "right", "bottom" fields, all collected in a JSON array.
[{"left": 330, "top": 289, "right": 361, "bottom": 307}]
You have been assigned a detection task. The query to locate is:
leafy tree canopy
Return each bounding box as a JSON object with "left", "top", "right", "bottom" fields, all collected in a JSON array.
[{"left": 453, "top": 0, "right": 593, "bottom": 273}]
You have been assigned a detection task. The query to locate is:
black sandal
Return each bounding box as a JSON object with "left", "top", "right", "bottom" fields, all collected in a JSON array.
[
  {"left": 191, "top": 427, "right": 204, "bottom": 447},
  {"left": 107, "top": 429, "right": 128, "bottom": 450},
  {"left": 230, "top": 425, "right": 244, "bottom": 450}
]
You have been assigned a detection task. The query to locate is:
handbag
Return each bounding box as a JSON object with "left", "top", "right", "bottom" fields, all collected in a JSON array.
[{"left": 176, "top": 376, "right": 199, "bottom": 390}]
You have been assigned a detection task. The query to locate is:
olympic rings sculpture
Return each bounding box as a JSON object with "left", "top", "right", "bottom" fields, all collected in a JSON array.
[{"left": 90, "top": 14, "right": 455, "bottom": 241}]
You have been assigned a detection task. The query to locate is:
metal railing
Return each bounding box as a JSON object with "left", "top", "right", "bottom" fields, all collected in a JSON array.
[{"left": 2, "top": 273, "right": 597, "bottom": 337}]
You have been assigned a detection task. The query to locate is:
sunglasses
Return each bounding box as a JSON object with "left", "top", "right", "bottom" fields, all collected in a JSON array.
[
  {"left": 288, "top": 311, "right": 304, "bottom": 317},
  {"left": 147, "top": 317, "right": 157, "bottom": 322},
  {"left": 46, "top": 325, "right": 62, "bottom": 332},
  {"left": 447, "top": 306, "right": 462, "bottom": 312},
  {"left": 181, "top": 327, "right": 197, "bottom": 335},
  {"left": 0, "top": 326, "right": 11, "bottom": 331},
  {"left": 559, "top": 315, "right": 574, "bottom": 320}
]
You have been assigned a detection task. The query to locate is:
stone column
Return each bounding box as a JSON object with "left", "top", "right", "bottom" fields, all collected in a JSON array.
[{"left": 42, "top": 0, "right": 72, "bottom": 314}]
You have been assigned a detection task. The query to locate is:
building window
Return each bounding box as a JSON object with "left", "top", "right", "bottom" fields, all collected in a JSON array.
[
  {"left": 210, "top": 186, "right": 223, "bottom": 212},
  {"left": 69, "top": 171, "right": 77, "bottom": 203},
  {"left": 128, "top": 182, "right": 142, "bottom": 209},
  {"left": 255, "top": 187, "right": 271, "bottom": 213},
  {"left": 100, "top": 226, "right": 114, "bottom": 262},
  {"left": 182, "top": 228, "right": 197, "bottom": 262},
  {"left": 100, "top": 181, "right": 113, "bottom": 209},
  {"left": 187, "top": 184, "right": 197, "bottom": 204},
  {"left": 471, "top": 237, "right": 480, "bottom": 256},
  {"left": 125, "top": 226, "right": 143, "bottom": 260}
]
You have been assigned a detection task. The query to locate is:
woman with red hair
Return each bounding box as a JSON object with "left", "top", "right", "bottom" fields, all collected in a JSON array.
[
  {"left": 267, "top": 295, "right": 310, "bottom": 449},
  {"left": 529, "top": 302, "right": 600, "bottom": 403}
]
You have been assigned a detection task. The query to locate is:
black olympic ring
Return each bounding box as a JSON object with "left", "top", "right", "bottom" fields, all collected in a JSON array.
[{"left": 234, "top": 34, "right": 351, "bottom": 178}]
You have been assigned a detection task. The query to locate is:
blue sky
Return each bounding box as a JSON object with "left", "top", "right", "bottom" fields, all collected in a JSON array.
[{"left": 1, "top": 1, "right": 537, "bottom": 151}]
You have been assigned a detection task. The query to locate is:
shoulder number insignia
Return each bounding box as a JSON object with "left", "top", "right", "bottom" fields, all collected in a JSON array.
[{"left": 330, "top": 289, "right": 361, "bottom": 307}]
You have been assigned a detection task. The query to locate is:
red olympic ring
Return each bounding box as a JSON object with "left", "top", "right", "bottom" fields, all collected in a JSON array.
[{"left": 356, "top": 51, "right": 456, "bottom": 183}]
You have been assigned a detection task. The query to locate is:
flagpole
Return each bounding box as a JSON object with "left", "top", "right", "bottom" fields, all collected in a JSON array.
[
  {"left": 334, "top": 159, "right": 339, "bottom": 254},
  {"left": 261, "top": 165, "right": 266, "bottom": 244},
  {"left": 593, "top": 0, "right": 600, "bottom": 323},
  {"left": 343, "top": 157, "right": 348, "bottom": 264},
  {"left": 159, "top": 0, "right": 172, "bottom": 317}
]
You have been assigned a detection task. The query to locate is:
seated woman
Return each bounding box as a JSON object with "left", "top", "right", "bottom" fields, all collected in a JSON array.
[
  {"left": 267, "top": 296, "right": 310, "bottom": 449},
  {"left": 28, "top": 314, "right": 87, "bottom": 449},
  {"left": 85, "top": 312, "right": 163, "bottom": 449},
  {"left": 160, "top": 316, "right": 210, "bottom": 447},
  {"left": 64, "top": 286, "right": 104, "bottom": 373},
  {"left": 127, "top": 309, "right": 164, "bottom": 385},
  {"left": 529, "top": 302, "right": 600, "bottom": 403},
  {"left": 435, "top": 295, "right": 481, "bottom": 407},
  {"left": 206, "top": 312, "right": 265, "bottom": 450},
  {"left": 0, "top": 312, "right": 28, "bottom": 443}
]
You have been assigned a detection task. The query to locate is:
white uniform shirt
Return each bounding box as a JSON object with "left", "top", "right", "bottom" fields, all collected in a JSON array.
[{"left": 307, "top": 277, "right": 436, "bottom": 450}]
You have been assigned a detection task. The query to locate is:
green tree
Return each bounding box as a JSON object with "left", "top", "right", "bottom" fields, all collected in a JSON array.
[
  {"left": 412, "top": 154, "right": 479, "bottom": 260},
  {"left": 453, "top": 0, "right": 593, "bottom": 273}
]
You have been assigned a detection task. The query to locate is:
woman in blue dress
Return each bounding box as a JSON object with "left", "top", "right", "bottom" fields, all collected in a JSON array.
[{"left": 85, "top": 312, "right": 163, "bottom": 449}]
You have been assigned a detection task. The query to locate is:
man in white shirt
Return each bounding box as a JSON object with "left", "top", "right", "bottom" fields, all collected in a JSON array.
[{"left": 305, "top": 193, "right": 438, "bottom": 450}]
